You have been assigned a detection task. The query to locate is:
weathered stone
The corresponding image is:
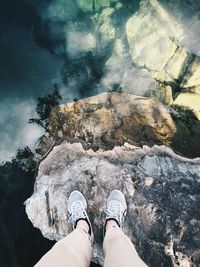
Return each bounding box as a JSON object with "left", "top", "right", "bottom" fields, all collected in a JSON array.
[
  {"left": 165, "top": 48, "right": 191, "bottom": 82},
  {"left": 125, "top": 0, "right": 200, "bottom": 90},
  {"left": 173, "top": 93, "right": 200, "bottom": 120},
  {"left": 163, "top": 85, "right": 174, "bottom": 105},
  {"left": 180, "top": 57, "right": 200, "bottom": 92},
  {"left": 126, "top": 0, "right": 180, "bottom": 81},
  {"left": 25, "top": 142, "right": 200, "bottom": 266},
  {"left": 91, "top": 7, "right": 116, "bottom": 49},
  {"left": 148, "top": 85, "right": 174, "bottom": 105},
  {"left": 47, "top": 92, "right": 176, "bottom": 150},
  {"left": 125, "top": 0, "right": 200, "bottom": 118}
]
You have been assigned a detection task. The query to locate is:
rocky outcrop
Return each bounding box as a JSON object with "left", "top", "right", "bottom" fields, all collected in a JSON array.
[
  {"left": 126, "top": 0, "right": 183, "bottom": 82},
  {"left": 25, "top": 142, "right": 200, "bottom": 266},
  {"left": 47, "top": 92, "right": 176, "bottom": 150},
  {"left": 37, "top": 92, "right": 199, "bottom": 158}
]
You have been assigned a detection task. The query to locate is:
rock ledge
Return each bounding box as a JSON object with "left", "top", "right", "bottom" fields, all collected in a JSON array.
[{"left": 25, "top": 142, "right": 200, "bottom": 267}]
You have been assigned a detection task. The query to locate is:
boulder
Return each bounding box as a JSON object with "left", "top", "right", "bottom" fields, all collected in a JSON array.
[
  {"left": 25, "top": 142, "right": 200, "bottom": 266},
  {"left": 173, "top": 93, "right": 200, "bottom": 120},
  {"left": 126, "top": 0, "right": 181, "bottom": 82},
  {"left": 47, "top": 92, "right": 176, "bottom": 150},
  {"left": 126, "top": 0, "right": 200, "bottom": 119},
  {"left": 126, "top": 0, "right": 199, "bottom": 85},
  {"left": 180, "top": 57, "right": 200, "bottom": 94}
]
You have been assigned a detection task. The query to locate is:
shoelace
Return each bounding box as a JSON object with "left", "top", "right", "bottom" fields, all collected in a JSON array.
[
  {"left": 68, "top": 201, "right": 87, "bottom": 225},
  {"left": 106, "top": 200, "right": 124, "bottom": 227}
]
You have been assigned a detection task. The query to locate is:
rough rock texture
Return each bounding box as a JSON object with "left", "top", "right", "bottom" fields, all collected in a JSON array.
[
  {"left": 173, "top": 93, "right": 200, "bottom": 120},
  {"left": 41, "top": 92, "right": 200, "bottom": 158},
  {"left": 126, "top": 0, "right": 183, "bottom": 82},
  {"left": 126, "top": 0, "right": 198, "bottom": 84},
  {"left": 180, "top": 57, "right": 200, "bottom": 92},
  {"left": 25, "top": 142, "right": 200, "bottom": 267},
  {"left": 32, "top": 0, "right": 200, "bottom": 119},
  {"left": 48, "top": 92, "right": 176, "bottom": 150},
  {"left": 126, "top": 0, "right": 200, "bottom": 119}
]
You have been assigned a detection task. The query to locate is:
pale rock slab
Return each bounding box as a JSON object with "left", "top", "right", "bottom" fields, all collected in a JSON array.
[{"left": 25, "top": 142, "right": 200, "bottom": 266}]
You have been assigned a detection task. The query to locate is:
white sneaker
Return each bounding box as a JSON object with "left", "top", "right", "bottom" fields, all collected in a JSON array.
[
  {"left": 106, "top": 190, "right": 127, "bottom": 228},
  {"left": 68, "top": 190, "right": 92, "bottom": 238}
]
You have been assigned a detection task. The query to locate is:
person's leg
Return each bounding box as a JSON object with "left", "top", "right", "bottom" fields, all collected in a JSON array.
[
  {"left": 103, "top": 190, "right": 147, "bottom": 267},
  {"left": 103, "top": 220, "right": 147, "bottom": 267},
  {"left": 34, "top": 191, "right": 93, "bottom": 267}
]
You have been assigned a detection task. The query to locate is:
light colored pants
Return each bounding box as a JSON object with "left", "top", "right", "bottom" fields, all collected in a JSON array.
[{"left": 35, "top": 226, "right": 148, "bottom": 267}]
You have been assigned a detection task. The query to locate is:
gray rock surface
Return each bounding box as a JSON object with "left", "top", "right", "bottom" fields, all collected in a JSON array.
[
  {"left": 126, "top": 0, "right": 200, "bottom": 119},
  {"left": 25, "top": 142, "right": 200, "bottom": 267}
]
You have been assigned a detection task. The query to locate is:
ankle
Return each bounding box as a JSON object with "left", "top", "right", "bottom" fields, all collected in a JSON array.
[
  {"left": 76, "top": 219, "right": 90, "bottom": 233},
  {"left": 105, "top": 219, "right": 119, "bottom": 232}
]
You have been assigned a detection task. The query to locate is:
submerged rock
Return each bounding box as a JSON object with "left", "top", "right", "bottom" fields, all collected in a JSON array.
[
  {"left": 126, "top": 0, "right": 182, "bottom": 82},
  {"left": 126, "top": 0, "right": 193, "bottom": 83},
  {"left": 25, "top": 142, "right": 200, "bottom": 266},
  {"left": 173, "top": 93, "right": 200, "bottom": 120},
  {"left": 126, "top": 0, "right": 200, "bottom": 119},
  {"left": 32, "top": 0, "right": 200, "bottom": 118}
]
